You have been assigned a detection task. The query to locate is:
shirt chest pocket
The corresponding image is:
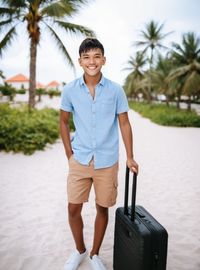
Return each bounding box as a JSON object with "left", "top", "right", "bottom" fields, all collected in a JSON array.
[{"left": 101, "top": 98, "right": 115, "bottom": 114}]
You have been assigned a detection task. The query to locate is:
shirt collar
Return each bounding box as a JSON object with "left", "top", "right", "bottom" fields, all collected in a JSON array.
[{"left": 79, "top": 74, "right": 105, "bottom": 87}]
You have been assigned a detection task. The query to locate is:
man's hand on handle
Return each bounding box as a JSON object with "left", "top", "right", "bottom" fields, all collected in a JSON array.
[{"left": 127, "top": 158, "right": 139, "bottom": 174}]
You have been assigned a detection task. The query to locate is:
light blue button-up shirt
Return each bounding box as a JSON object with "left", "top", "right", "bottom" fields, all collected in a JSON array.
[{"left": 60, "top": 75, "right": 129, "bottom": 169}]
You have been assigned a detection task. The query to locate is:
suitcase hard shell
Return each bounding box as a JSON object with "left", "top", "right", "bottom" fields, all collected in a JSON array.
[{"left": 113, "top": 167, "right": 168, "bottom": 270}]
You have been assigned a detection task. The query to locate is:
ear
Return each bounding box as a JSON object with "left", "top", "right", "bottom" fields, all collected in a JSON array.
[
  {"left": 102, "top": 56, "right": 106, "bottom": 65},
  {"left": 78, "top": 58, "right": 82, "bottom": 66}
]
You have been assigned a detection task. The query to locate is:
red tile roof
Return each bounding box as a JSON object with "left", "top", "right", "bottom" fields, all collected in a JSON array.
[
  {"left": 46, "top": 80, "right": 59, "bottom": 88},
  {"left": 5, "top": 73, "right": 29, "bottom": 82},
  {"left": 36, "top": 82, "right": 45, "bottom": 89},
  {"left": 5, "top": 74, "right": 60, "bottom": 89}
]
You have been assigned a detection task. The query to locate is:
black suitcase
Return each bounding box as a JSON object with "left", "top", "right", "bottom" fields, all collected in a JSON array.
[{"left": 113, "top": 167, "right": 168, "bottom": 270}]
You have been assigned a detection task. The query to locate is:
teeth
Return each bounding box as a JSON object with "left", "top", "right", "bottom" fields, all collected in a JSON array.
[{"left": 88, "top": 66, "right": 96, "bottom": 70}]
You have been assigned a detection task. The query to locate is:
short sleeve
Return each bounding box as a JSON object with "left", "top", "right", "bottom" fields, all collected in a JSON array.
[
  {"left": 116, "top": 86, "right": 129, "bottom": 114},
  {"left": 60, "top": 86, "right": 73, "bottom": 112}
]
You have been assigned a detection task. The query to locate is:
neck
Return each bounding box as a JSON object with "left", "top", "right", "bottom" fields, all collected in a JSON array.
[{"left": 83, "top": 72, "right": 102, "bottom": 87}]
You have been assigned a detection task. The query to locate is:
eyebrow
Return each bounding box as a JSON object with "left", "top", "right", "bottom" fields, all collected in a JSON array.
[{"left": 82, "top": 52, "right": 102, "bottom": 56}]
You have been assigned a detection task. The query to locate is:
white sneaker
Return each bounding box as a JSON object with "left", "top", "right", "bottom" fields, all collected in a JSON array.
[
  {"left": 64, "top": 249, "right": 88, "bottom": 270},
  {"left": 89, "top": 255, "right": 107, "bottom": 270}
]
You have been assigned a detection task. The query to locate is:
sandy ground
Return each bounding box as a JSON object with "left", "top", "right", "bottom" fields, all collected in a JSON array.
[{"left": 0, "top": 96, "right": 200, "bottom": 270}]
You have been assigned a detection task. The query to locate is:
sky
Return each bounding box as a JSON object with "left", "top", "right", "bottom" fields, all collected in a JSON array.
[{"left": 0, "top": 0, "right": 199, "bottom": 86}]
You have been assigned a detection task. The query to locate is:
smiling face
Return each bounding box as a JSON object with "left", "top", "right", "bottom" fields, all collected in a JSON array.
[{"left": 78, "top": 48, "right": 106, "bottom": 78}]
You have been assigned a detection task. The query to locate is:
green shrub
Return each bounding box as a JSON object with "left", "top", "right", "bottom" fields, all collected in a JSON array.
[
  {"left": 47, "top": 89, "right": 61, "bottom": 98},
  {"left": 36, "top": 88, "right": 46, "bottom": 102},
  {"left": 129, "top": 101, "right": 200, "bottom": 127},
  {"left": 17, "top": 89, "right": 26, "bottom": 94},
  {"left": 0, "top": 83, "right": 16, "bottom": 101},
  {"left": 36, "top": 88, "right": 45, "bottom": 95},
  {"left": 0, "top": 104, "right": 59, "bottom": 154}
]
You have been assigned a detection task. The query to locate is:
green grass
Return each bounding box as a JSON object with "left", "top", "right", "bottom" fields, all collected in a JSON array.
[
  {"left": 0, "top": 104, "right": 74, "bottom": 154},
  {"left": 129, "top": 101, "right": 200, "bottom": 127}
]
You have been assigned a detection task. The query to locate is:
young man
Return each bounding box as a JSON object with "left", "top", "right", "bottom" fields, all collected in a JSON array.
[{"left": 60, "top": 38, "right": 138, "bottom": 270}]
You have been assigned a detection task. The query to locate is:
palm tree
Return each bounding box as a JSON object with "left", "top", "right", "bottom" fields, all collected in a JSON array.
[
  {"left": 134, "top": 20, "right": 172, "bottom": 101},
  {"left": 135, "top": 20, "right": 172, "bottom": 68},
  {"left": 168, "top": 32, "right": 200, "bottom": 110},
  {"left": 0, "top": 0, "right": 95, "bottom": 110},
  {"left": 151, "top": 55, "right": 175, "bottom": 106},
  {"left": 123, "top": 52, "right": 146, "bottom": 99}
]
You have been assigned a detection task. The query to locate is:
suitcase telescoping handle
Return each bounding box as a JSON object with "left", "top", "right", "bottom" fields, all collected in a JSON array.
[{"left": 124, "top": 166, "right": 137, "bottom": 222}]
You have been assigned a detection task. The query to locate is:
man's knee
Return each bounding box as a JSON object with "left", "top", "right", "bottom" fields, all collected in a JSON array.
[
  {"left": 68, "top": 203, "right": 83, "bottom": 219},
  {"left": 96, "top": 203, "right": 108, "bottom": 216}
]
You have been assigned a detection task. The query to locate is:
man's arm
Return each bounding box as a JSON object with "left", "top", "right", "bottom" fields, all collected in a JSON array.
[
  {"left": 118, "top": 112, "right": 139, "bottom": 173},
  {"left": 60, "top": 110, "right": 73, "bottom": 160}
]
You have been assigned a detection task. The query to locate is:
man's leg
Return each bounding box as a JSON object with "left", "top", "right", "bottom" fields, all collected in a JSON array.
[
  {"left": 90, "top": 203, "right": 108, "bottom": 257},
  {"left": 68, "top": 202, "right": 86, "bottom": 253}
]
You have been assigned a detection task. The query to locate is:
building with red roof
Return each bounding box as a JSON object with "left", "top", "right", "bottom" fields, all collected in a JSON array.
[
  {"left": 5, "top": 73, "right": 29, "bottom": 89},
  {"left": 5, "top": 74, "right": 62, "bottom": 91},
  {"left": 46, "top": 80, "right": 60, "bottom": 90}
]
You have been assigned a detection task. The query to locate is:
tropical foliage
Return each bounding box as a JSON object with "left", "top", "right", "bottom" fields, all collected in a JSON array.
[
  {"left": 129, "top": 101, "right": 200, "bottom": 127},
  {"left": 0, "top": 82, "right": 16, "bottom": 101},
  {"left": 134, "top": 20, "right": 172, "bottom": 67},
  {"left": 0, "top": 103, "right": 75, "bottom": 154},
  {"left": 168, "top": 32, "right": 200, "bottom": 110},
  {"left": 0, "top": 0, "right": 95, "bottom": 110},
  {"left": 125, "top": 20, "right": 172, "bottom": 102},
  {"left": 123, "top": 52, "right": 146, "bottom": 98},
  {"left": 124, "top": 20, "right": 200, "bottom": 112}
]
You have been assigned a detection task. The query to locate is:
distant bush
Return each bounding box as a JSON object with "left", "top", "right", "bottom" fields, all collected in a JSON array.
[
  {"left": 129, "top": 101, "right": 200, "bottom": 127},
  {"left": 0, "top": 83, "right": 16, "bottom": 101},
  {"left": 17, "top": 89, "right": 26, "bottom": 94},
  {"left": 36, "top": 88, "right": 46, "bottom": 102},
  {"left": 47, "top": 89, "right": 61, "bottom": 98},
  {"left": 0, "top": 104, "right": 60, "bottom": 154}
]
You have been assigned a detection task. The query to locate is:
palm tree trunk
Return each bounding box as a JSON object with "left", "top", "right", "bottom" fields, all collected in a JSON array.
[
  {"left": 187, "top": 96, "right": 191, "bottom": 111},
  {"left": 176, "top": 95, "right": 180, "bottom": 109},
  {"left": 29, "top": 38, "right": 37, "bottom": 111},
  {"left": 165, "top": 96, "right": 169, "bottom": 107},
  {"left": 148, "top": 48, "right": 154, "bottom": 103}
]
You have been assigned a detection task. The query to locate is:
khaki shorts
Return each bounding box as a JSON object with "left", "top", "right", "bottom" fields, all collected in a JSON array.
[{"left": 67, "top": 156, "right": 119, "bottom": 208}]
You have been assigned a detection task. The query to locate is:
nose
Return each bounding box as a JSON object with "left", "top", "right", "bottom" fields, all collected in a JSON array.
[{"left": 89, "top": 57, "right": 95, "bottom": 64}]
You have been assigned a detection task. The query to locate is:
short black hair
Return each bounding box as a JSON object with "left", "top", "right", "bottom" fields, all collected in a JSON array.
[{"left": 79, "top": 38, "right": 104, "bottom": 56}]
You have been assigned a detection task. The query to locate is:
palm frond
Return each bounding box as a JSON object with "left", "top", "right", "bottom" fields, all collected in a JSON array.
[
  {"left": 140, "top": 30, "right": 150, "bottom": 40},
  {"left": 0, "top": 18, "right": 12, "bottom": 27},
  {"left": 167, "top": 65, "right": 191, "bottom": 82},
  {"left": 0, "top": 25, "right": 17, "bottom": 57},
  {"left": 60, "top": 0, "right": 92, "bottom": 11},
  {"left": 156, "top": 43, "right": 169, "bottom": 50},
  {"left": 172, "top": 32, "right": 200, "bottom": 65},
  {"left": 1, "top": 0, "right": 27, "bottom": 8},
  {"left": 134, "top": 40, "right": 149, "bottom": 47},
  {"left": 0, "top": 7, "right": 16, "bottom": 17},
  {"left": 160, "top": 30, "right": 174, "bottom": 40},
  {"left": 172, "top": 42, "right": 185, "bottom": 56},
  {"left": 45, "top": 23, "right": 75, "bottom": 71},
  {"left": 155, "top": 22, "right": 164, "bottom": 36},
  {"left": 41, "top": 1, "right": 75, "bottom": 18},
  {"left": 183, "top": 71, "right": 200, "bottom": 95},
  {"left": 54, "top": 20, "right": 95, "bottom": 37}
]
